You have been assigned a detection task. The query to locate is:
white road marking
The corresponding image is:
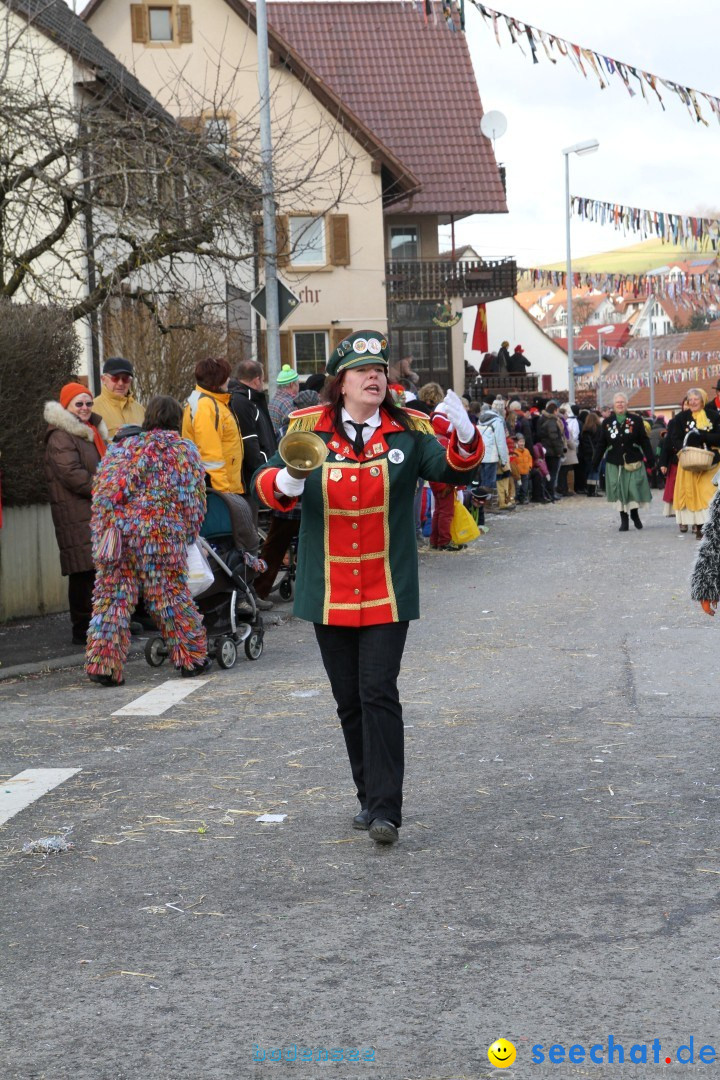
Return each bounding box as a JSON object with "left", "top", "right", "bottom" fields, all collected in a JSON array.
[
  {"left": 112, "top": 678, "right": 210, "bottom": 717},
  {"left": 0, "top": 768, "right": 81, "bottom": 826}
]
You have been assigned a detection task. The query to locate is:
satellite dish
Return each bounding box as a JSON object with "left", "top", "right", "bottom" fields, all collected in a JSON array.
[{"left": 480, "top": 111, "right": 507, "bottom": 143}]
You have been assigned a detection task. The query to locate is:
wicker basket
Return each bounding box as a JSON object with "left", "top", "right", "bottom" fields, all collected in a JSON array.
[{"left": 678, "top": 446, "right": 715, "bottom": 473}]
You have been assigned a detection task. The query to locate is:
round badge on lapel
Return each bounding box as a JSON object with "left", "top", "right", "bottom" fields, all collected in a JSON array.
[
  {"left": 370, "top": 466, "right": 380, "bottom": 476},
  {"left": 388, "top": 449, "right": 404, "bottom": 464}
]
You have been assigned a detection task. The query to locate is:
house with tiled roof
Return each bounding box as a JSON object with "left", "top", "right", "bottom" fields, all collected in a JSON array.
[
  {"left": 83, "top": 0, "right": 514, "bottom": 388},
  {"left": 268, "top": 1, "right": 514, "bottom": 388},
  {"left": 5, "top": 0, "right": 259, "bottom": 386}
]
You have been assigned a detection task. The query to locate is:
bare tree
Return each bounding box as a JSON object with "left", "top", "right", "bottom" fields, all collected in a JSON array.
[
  {"left": 102, "top": 290, "right": 228, "bottom": 401},
  {"left": 0, "top": 1, "right": 367, "bottom": 339}
]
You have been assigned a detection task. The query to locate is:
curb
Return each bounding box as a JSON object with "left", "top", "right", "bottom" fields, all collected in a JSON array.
[{"left": 0, "top": 612, "right": 293, "bottom": 682}]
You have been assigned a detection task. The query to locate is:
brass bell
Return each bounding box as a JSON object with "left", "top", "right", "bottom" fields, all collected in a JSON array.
[{"left": 278, "top": 431, "right": 329, "bottom": 479}]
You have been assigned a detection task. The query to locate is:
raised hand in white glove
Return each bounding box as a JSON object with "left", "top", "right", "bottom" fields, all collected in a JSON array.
[
  {"left": 440, "top": 388, "right": 476, "bottom": 444},
  {"left": 275, "top": 467, "right": 306, "bottom": 498}
]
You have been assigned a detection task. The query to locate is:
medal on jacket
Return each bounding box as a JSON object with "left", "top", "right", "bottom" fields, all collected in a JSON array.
[{"left": 388, "top": 449, "right": 404, "bottom": 464}]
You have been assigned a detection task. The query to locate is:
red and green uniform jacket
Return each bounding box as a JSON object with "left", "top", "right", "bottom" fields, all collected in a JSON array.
[{"left": 254, "top": 405, "right": 483, "bottom": 627}]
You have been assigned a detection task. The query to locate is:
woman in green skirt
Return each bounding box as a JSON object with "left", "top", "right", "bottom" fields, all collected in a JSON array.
[{"left": 592, "top": 392, "right": 654, "bottom": 531}]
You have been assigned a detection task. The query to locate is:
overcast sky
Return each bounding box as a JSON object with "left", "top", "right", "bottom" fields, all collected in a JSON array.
[{"left": 456, "top": 0, "right": 720, "bottom": 267}]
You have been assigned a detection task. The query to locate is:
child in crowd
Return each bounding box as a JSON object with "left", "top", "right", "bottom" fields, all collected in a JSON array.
[
  {"left": 531, "top": 442, "right": 552, "bottom": 503},
  {"left": 496, "top": 436, "right": 516, "bottom": 509},
  {"left": 510, "top": 435, "right": 534, "bottom": 504}
]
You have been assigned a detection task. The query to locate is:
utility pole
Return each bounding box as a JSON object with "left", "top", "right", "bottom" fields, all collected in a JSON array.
[{"left": 256, "top": 0, "right": 281, "bottom": 383}]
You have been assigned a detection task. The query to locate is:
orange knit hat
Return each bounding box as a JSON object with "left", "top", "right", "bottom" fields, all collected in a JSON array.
[{"left": 59, "top": 382, "right": 91, "bottom": 410}]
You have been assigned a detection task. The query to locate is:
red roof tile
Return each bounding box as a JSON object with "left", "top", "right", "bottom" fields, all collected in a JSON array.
[
  {"left": 267, "top": 1, "right": 507, "bottom": 218},
  {"left": 602, "top": 327, "right": 720, "bottom": 410}
]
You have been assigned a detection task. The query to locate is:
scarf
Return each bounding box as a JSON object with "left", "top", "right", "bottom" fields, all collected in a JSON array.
[
  {"left": 86, "top": 421, "right": 107, "bottom": 459},
  {"left": 692, "top": 408, "right": 712, "bottom": 431}
]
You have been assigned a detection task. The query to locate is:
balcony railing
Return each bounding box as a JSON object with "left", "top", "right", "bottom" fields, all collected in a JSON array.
[
  {"left": 384, "top": 257, "right": 517, "bottom": 302},
  {"left": 466, "top": 373, "right": 540, "bottom": 398}
]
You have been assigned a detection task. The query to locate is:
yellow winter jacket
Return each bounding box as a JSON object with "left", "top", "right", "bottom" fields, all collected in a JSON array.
[
  {"left": 92, "top": 385, "right": 145, "bottom": 440},
  {"left": 182, "top": 386, "right": 244, "bottom": 493}
]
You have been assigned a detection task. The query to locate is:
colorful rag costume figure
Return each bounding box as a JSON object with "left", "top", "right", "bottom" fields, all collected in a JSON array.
[
  {"left": 254, "top": 330, "right": 483, "bottom": 845},
  {"left": 86, "top": 426, "right": 208, "bottom": 685}
]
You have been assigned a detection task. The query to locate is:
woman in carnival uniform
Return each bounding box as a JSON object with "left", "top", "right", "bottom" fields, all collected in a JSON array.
[
  {"left": 592, "top": 392, "right": 654, "bottom": 531},
  {"left": 254, "top": 331, "right": 484, "bottom": 845}
]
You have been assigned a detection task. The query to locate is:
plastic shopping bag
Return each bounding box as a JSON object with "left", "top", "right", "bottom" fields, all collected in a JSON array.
[
  {"left": 187, "top": 540, "right": 214, "bottom": 597},
  {"left": 450, "top": 498, "right": 480, "bottom": 545}
]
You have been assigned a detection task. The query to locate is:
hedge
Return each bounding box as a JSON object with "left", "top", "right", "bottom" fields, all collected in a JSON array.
[{"left": 0, "top": 301, "right": 82, "bottom": 507}]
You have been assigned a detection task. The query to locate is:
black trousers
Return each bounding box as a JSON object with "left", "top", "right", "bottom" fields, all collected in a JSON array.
[
  {"left": 314, "top": 622, "right": 409, "bottom": 828},
  {"left": 254, "top": 517, "right": 300, "bottom": 599},
  {"left": 68, "top": 569, "right": 95, "bottom": 640}
]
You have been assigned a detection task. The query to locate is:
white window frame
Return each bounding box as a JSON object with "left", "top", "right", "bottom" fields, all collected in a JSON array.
[
  {"left": 293, "top": 330, "right": 329, "bottom": 375},
  {"left": 203, "top": 115, "right": 231, "bottom": 157},
  {"left": 289, "top": 216, "right": 326, "bottom": 268}
]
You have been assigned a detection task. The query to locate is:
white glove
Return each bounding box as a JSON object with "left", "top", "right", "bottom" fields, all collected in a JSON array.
[
  {"left": 441, "top": 388, "right": 475, "bottom": 444},
  {"left": 275, "top": 467, "right": 306, "bottom": 498}
]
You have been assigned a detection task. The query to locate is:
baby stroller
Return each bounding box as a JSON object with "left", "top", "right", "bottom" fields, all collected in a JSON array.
[{"left": 145, "top": 491, "right": 264, "bottom": 671}]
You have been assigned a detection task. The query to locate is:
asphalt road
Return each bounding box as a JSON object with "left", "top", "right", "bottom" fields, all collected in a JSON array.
[{"left": 2, "top": 495, "right": 719, "bottom": 1080}]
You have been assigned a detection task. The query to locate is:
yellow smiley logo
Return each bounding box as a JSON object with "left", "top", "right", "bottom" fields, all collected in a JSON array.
[{"left": 488, "top": 1039, "right": 516, "bottom": 1068}]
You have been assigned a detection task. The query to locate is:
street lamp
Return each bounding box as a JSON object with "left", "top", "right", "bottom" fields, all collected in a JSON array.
[
  {"left": 596, "top": 325, "right": 614, "bottom": 409},
  {"left": 563, "top": 139, "right": 600, "bottom": 405}
]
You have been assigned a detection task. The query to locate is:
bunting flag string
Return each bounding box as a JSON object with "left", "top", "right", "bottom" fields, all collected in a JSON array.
[
  {"left": 571, "top": 196, "right": 720, "bottom": 249},
  {"left": 472, "top": 3, "right": 720, "bottom": 127},
  {"left": 580, "top": 347, "right": 720, "bottom": 390},
  {"left": 518, "top": 267, "right": 720, "bottom": 300}
]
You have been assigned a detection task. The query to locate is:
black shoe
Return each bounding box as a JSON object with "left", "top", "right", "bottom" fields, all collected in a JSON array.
[
  {"left": 619, "top": 512, "right": 629, "bottom": 532},
  {"left": 88, "top": 673, "right": 125, "bottom": 687},
  {"left": 181, "top": 657, "right": 212, "bottom": 678},
  {"left": 369, "top": 819, "right": 399, "bottom": 845},
  {"left": 439, "top": 543, "right": 466, "bottom": 551},
  {"left": 630, "top": 509, "right": 643, "bottom": 530},
  {"left": 353, "top": 809, "right": 370, "bottom": 830}
]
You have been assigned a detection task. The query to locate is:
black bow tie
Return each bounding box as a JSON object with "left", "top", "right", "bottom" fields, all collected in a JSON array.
[{"left": 348, "top": 421, "right": 366, "bottom": 457}]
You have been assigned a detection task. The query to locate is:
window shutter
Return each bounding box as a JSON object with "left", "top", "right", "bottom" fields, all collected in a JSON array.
[
  {"left": 178, "top": 116, "right": 203, "bottom": 134},
  {"left": 280, "top": 332, "right": 291, "bottom": 366},
  {"left": 329, "top": 215, "right": 350, "bottom": 266},
  {"left": 276, "top": 215, "right": 290, "bottom": 268},
  {"left": 177, "top": 5, "right": 193, "bottom": 43},
  {"left": 259, "top": 331, "right": 292, "bottom": 369},
  {"left": 331, "top": 327, "right": 352, "bottom": 350},
  {"left": 130, "top": 4, "right": 148, "bottom": 43}
]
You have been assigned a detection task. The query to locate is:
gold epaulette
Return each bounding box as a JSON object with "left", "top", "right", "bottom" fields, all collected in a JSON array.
[
  {"left": 403, "top": 407, "right": 434, "bottom": 435},
  {"left": 286, "top": 406, "right": 324, "bottom": 433}
]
